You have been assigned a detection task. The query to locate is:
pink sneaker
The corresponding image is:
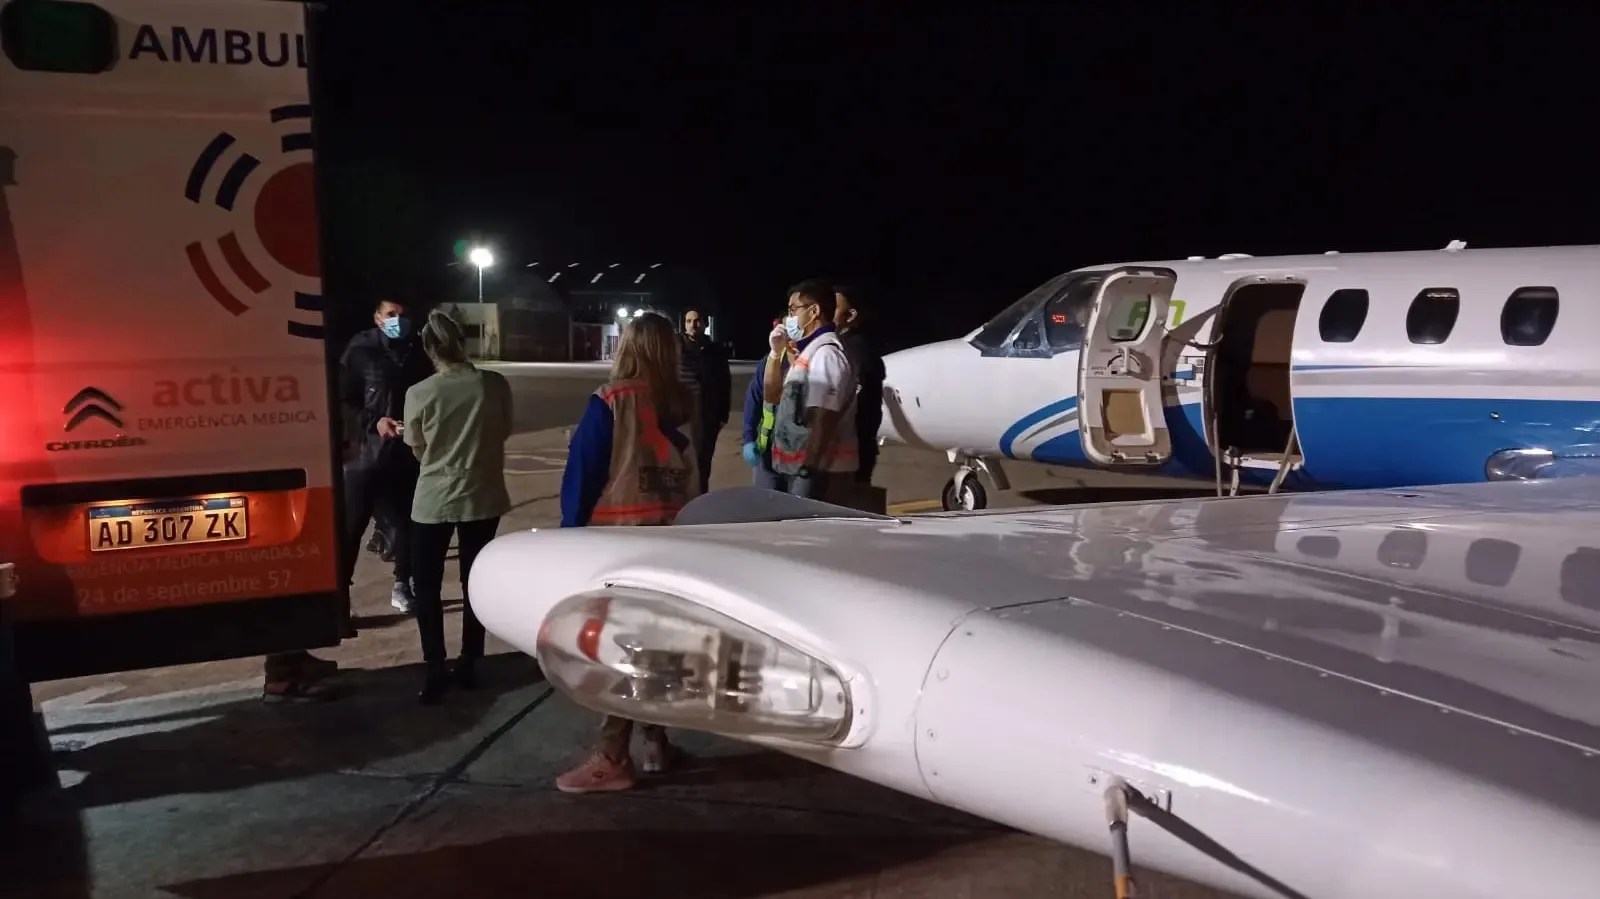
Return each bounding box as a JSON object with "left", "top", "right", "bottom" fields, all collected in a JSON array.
[{"left": 555, "top": 751, "right": 637, "bottom": 793}]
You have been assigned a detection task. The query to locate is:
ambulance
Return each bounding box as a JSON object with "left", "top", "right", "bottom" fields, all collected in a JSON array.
[{"left": 0, "top": 0, "right": 346, "bottom": 682}]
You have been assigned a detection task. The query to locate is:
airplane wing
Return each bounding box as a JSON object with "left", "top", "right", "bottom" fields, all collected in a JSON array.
[{"left": 469, "top": 477, "right": 1600, "bottom": 899}]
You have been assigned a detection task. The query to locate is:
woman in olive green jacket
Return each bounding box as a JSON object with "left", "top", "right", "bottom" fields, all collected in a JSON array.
[{"left": 402, "top": 310, "right": 513, "bottom": 704}]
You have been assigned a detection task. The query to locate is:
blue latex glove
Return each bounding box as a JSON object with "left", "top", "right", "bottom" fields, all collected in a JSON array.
[{"left": 741, "top": 441, "right": 760, "bottom": 467}]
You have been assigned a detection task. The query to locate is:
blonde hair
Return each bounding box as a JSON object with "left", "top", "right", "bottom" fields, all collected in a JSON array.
[
  {"left": 612, "top": 312, "right": 691, "bottom": 423},
  {"left": 422, "top": 309, "right": 470, "bottom": 368}
]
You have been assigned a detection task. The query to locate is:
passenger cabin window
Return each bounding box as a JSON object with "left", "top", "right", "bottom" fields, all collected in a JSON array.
[
  {"left": 969, "top": 271, "right": 1104, "bottom": 358},
  {"left": 1318, "top": 289, "right": 1369, "bottom": 343},
  {"left": 1465, "top": 538, "right": 1520, "bottom": 588},
  {"left": 1378, "top": 527, "right": 1427, "bottom": 570},
  {"left": 1501, "top": 287, "right": 1559, "bottom": 346},
  {"left": 1406, "top": 288, "right": 1460, "bottom": 345},
  {"left": 1560, "top": 548, "right": 1600, "bottom": 610}
]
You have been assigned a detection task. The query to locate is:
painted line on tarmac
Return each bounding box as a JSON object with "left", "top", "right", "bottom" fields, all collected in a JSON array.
[
  {"left": 505, "top": 451, "right": 567, "bottom": 476},
  {"left": 291, "top": 685, "right": 558, "bottom": 899},
  {"left": 887, "top": 499, "right": 943, "bottom": 515}
]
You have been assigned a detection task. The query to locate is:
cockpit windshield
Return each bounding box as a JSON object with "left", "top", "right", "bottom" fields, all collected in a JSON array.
[{"left": 969, "top": 271, "right": 1105, "bottom": 357}]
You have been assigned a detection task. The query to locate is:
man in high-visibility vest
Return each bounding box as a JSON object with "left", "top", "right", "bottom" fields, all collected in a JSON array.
[{"left": 766, "top": 279, "right": 858, "bottom": 502}]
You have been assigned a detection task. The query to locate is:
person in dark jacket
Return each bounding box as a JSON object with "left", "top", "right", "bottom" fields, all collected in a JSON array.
[
  {"left": 338, "top": 297, "right": 435, "bottom": 611},
  {"left": 679, "top": 308, "right": 731, "bottom": 494},
  {"left": 835, "top": 285, "right": 886, "bottom": 484},
  {"left": 264, "top": 297, "right": 431, "bottom": 702}
]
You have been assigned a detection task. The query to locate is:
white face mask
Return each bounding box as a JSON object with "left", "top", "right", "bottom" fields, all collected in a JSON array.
[{"left": 783, "top": 314, "right": 805, "bottom": 341}]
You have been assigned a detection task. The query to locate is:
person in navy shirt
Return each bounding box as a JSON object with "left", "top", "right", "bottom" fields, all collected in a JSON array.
[{"left": 739, "top": 333, "right": 788, "bottom": 489}]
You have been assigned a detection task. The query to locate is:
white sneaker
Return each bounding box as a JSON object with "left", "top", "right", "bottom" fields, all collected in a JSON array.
[{"left": 390, "top": 581, "right": 414, "bottom": 614}]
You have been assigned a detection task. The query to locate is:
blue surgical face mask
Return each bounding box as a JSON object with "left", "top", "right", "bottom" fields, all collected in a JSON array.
[
  {"left": 783, "top": 315, "right": 804, "bottom": 341},
  {"left": 380, "top": 316, "right": 410, "bottom": 340}
]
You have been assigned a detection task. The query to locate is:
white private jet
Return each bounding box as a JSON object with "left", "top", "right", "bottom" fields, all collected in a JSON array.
[
  {"left": 470, "top": 478, "right": 1600, "bottom": 899},
  {"left": 877, "top": 242, "right": 1598, "bottom": 509}
]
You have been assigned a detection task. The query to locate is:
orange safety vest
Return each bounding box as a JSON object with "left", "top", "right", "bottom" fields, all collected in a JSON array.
[
  {"left": 770, "top": 333, "right": 859, "bottom": 475},
  {"left": 589, "top": 378, "right": 699, "bottom": 527}
]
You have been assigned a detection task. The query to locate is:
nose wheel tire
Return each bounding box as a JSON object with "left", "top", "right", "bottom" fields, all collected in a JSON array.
[{"left": 941, "top": 475, "right": 988, "bottom": 511}]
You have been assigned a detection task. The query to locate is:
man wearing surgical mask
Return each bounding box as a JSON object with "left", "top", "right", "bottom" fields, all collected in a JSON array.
[
  {"left": 263, "top": 297, "right": 431, "bottom": 701},
  {"left": 764, "top": 279, "right": 858, "bottom": 501},
  {"left": 339, "top": 298, "right": 434, "bottom": 611}
]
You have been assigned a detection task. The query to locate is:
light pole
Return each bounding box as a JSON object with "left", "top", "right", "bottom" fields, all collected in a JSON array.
[{"left": 468, "top": 246, "right": 494, "bottom": 301}]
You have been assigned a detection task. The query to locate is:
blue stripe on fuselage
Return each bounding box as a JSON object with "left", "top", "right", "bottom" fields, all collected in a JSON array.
[
  {"left": 999, "top": 393, "right": 1600, "bottom": 490},
  {"left": 1004, "top": 397, "right": 1212, "bottom": 478},
  {"left": 1293, "top": 396, "right": 1600, "bottom": 488},
  {"left": 999, "top": 397, "right": 1078, "bottom": 458}
]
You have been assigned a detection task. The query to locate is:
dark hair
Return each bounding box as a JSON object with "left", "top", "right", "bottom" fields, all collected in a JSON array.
[
  {"left": 835, "top": 283, "right": 860, "bottom": 305},
  {"left": 788, "top": 278, "right": 835, "bottom": 321}
]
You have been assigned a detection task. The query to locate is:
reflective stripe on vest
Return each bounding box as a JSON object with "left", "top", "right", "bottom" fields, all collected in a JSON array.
[
  {"left": 757, "top": 404, "right": 776, "bottom": 452},
  {"left": 770, "top": 336, "right": 858, "bottom": 474},
  {"left": 588, "top": 379, "right": 696, "bottom": 527}
]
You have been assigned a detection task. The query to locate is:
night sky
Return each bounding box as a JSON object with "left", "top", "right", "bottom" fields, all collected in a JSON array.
[{"left": 310, "top": 2, "right": 1600, "bottom": 354}]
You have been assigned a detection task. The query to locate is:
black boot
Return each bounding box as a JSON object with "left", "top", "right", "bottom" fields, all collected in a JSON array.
[
  {"left": 453, "top": 656, "right": 479, "bottom": 690},
  {"left": 419, "top": 662, "right": 450, "bottom": 705}
]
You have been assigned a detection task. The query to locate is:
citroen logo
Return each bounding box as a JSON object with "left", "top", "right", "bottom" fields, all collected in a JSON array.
[{"left": 63, "top": 387, "right": 124, "bottom": 431}]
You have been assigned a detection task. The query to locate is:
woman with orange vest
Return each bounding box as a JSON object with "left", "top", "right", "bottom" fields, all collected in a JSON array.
[{"left": 555, "top": 311, "right": 700, "bottom": 793}]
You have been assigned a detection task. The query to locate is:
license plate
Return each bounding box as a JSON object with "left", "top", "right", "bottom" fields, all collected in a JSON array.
[{"left": 87, "top": 496, "right": 249, "bottom": 553}]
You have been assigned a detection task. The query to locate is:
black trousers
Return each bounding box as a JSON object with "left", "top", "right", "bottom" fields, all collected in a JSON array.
[
  {"left": 411, "top": 517, "right": 501, "bottom": 664},
  {"left": 342, "top": 451, "right": 418, "bottom": 588},
  {"left": 856, "top": 407, "right": 882, "bottom": 484},
  {"left": 695, "top": 419, "right": 721, "bottom": 495}
]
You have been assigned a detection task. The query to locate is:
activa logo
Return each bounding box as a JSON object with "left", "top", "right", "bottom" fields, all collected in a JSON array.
[
  {"left": 185, "top": 105, "right": 323, "bottom": 341},
  {"left": 153, "top": 371, "right": 302, "bottom": 407},
  {"left": 64, "top": 387, "right": 123, "bottom": 431},
  {"left": 49, "top": 388, "right": 149, "bottom": 452}
]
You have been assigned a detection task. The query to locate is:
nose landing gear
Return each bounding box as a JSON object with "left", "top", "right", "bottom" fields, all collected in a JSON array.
[{"left": 941, "top": 452, "right": 1010, "bottom": 511}]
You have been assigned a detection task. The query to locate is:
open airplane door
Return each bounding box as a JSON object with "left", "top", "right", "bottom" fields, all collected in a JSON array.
[{"left": 1078, "top": 268, "right": 1176, "bottom": 466}]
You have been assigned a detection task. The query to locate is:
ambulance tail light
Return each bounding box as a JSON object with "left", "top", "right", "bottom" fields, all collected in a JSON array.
[{"left": 535, "top": 586, "right": 851, "bottom": 745}]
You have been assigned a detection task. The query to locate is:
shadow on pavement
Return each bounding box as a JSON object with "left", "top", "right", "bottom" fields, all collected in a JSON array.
[
  {"left": 166, "top": 828, "right": 982, "bottom": 899},
  {"left": 4, "top": 654, "right": 545, "bottom": 898},
  {"left": 2, "top": 784, "right": 89, "bottom": 899},
  {"left": 50, "top": 652, "right": 544, "bottom": 810}
]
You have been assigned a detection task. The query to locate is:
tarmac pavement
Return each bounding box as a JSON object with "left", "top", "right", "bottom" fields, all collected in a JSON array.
[{"left": 8, "top": 364, "right": 1234, "bottom": 899}]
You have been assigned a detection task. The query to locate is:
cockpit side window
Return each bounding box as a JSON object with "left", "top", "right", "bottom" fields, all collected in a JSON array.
[
  {"left": 1043, "top": 275, "right": 1103, "bottom": 351},
  {"left": 970, "top": 272, "right": 1103, "bottom": 358},
  {"left": 970, "top": 291, "right": 1045, "bottom": 352},
  {"left": 1011, "top": 319, "right": 1044, "bottom": 352}
]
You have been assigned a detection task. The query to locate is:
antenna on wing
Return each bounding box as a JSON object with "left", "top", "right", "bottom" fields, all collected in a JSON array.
[
  {"left": 1102, "top": 778, "right": 1312, "bottom": 899},
  {"left": 1443, "top": 239, "right": 1467, "bottom": 252}
]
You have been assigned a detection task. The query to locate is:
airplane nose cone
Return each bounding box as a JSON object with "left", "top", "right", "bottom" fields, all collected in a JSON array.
[
  {"left": 877, "top": 350, "right": 906, "bottom": 445},
  {"left": 878, "top": 346, "right": 920, "bottom": 444},
  {"left": 879, "top": 340, "right": 966, "bottom": 449}
]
